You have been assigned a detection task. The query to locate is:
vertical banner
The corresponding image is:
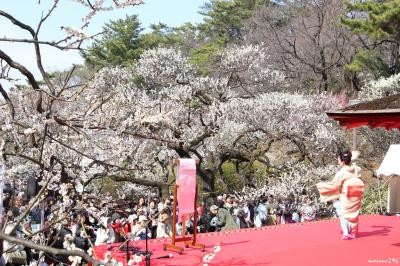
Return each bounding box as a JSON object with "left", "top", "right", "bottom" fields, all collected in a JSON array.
[{"left": 177, "top": 159, "right": 196, "bottom": 220}]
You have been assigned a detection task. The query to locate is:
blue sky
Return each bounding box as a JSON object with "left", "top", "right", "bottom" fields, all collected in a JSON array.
[{"left": 0, "top": 0, "right": 205, "bottom": 86}]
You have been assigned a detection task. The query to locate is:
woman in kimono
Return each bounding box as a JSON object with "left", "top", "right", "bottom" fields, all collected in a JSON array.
[{"left": 317, "top": 150, "right": 365, "bottom": 240}]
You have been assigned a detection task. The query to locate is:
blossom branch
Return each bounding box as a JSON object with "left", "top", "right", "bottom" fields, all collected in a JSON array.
[{"left": 0, "top": 233, "right": 102, "bottom": 266}]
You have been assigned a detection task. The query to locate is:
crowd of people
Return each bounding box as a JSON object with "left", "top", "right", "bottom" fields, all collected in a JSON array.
[{"left": 1, "top": 187, "right": 318, "bottom": 265}]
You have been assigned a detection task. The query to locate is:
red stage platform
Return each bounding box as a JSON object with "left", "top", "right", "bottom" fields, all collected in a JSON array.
[{"left": 94, "top": 215, "right": 400, "bottom": 266}]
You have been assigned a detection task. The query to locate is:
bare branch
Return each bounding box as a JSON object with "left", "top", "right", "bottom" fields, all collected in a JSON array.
[
  {"left": 0, "top": 10, "right": 35, "bottom": 36},
  {"left": 0, "top": 82, "right": 15, "bottom": 118},
  {"left": 85, "top": 172, "right": 168, "bottom": 188},
  {"left": 0, "top": 38, "right": 82, "bottom": 50},
  {"left": 45, "top": 132, "right": 146, "bottom": 172},
  {"left": 0, "top": 50, "right": 40, "bottom": 91},
  {"left": 86, "top": 0, "right": 95, "bottom": 10},
  {"left": 37, "top": 0, "right": 59, "bottom": 33},
  {"left": 0, "top": 49, "right": 43, "bottom": 112}
]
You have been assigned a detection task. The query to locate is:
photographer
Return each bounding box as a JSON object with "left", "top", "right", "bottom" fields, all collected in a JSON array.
[{"left": 209, "top": 204, "right": 238, "bottom": 232}]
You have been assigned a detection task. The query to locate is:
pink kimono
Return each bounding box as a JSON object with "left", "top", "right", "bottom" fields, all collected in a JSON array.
[{"left": 317, "top": 165, "right": 365, "bottom": 233}]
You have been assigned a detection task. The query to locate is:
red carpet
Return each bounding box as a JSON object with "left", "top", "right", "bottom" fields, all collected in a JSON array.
[{"left": 95, "top": 215, "right": 400, "bottom": 266}]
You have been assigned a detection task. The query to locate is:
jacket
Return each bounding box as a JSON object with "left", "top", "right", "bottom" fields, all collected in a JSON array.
[{"left": 217, "top": 207, "right": 239, "bottom": 231}]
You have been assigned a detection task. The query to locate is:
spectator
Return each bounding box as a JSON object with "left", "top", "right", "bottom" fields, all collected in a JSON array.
[
  {"left": 210, "top": 204, "right": 239, "bottom": 231},
  {"left": 156, "top": 213, "right": 172, "bottom": 238},
  {"left": 134, "top": 216, "right": 150, "bottom": 240},
  {"left": 224, "top": 195, "right": 234, "bottom": 213},
  {"left": 283, "top": 197, "right": 296, "bottom": 224},
  {"left": 95, "top": 217, "right": 115, "bottom": 246},
  {"left": 255, "top": 198, "right": 267, "bottom": 228},
  {"left": 148, "top": 201, "right": 158, "bottom": 238},
  {"left": 300, "top": 197, "right": 316, "bottom": 222}
]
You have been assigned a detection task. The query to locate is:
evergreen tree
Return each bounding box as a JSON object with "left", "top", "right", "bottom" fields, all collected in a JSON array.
[
  {"left": 342, "top": 0, "right": 400, "bottom": 74},
  {"left": 343, "top": 0, "right": 400, "bottom": 40},
  {"left": 191, "top": 0, "right": 267, "bottom": 74},
  {"left": 82, "top": 15, "right": 144, "bottom": 67},
  {"left": 82, "top": 16, "right": 187, "bottom": 68}
]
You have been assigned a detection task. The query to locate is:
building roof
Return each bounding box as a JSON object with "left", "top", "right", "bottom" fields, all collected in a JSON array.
[
  {"left": 341, "top": 94, "right": 400, "bottom": 111},
  {"left": 326, "top": 94, "right": 400, "bottom": 129}
]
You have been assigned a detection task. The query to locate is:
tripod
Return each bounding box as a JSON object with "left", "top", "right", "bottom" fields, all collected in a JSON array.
[
  {"left": 144, "top": 225, "right": 151, "bottom": 266},
  {"left": 126, "top": 221, "right": 152, "bottom": 266}
]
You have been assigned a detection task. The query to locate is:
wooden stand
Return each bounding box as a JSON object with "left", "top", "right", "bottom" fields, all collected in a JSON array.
[
  {"left": 183, "top": 184, "right": 205, "bottom": 251},
  {"left": 163, "top": 160, "right": 205, "bottom": 254}
]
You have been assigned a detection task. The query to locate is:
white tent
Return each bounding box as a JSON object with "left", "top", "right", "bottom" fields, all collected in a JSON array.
[
  {"left": 377, "top": 144, "right": 400, "bottom": 214},
  {"left": 377, "top": 144, "right": 400, "bottom": 176}
]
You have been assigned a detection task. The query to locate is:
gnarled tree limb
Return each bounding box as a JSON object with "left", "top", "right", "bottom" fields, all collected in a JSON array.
[{"left": 0, "top": 233, "right": 102, "bottom": 266}]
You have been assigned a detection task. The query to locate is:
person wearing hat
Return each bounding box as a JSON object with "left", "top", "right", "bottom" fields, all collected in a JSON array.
[
  {"left": 95, "top": 217, "right": 115, "bottom": 246},
  {"left": 156, "top": 213, "right": 172, "bottom": 238},
  {"left": 210, "top": 204, "right": 239, "bottom": 232},
  {"left": 128, "top": 214, "right": 140, "bottom": 237},
  {"left": 128, "top": 213, "right": 138, "bottom": 225},
  {"left": 133, "top": 215, "right": 150, "bottom": 240},
  {"left": 208, "top": 205, "right": 219, "bottom": 232},
  {"left": 138, "top": 215, "right": 147, "bottom": 223}
]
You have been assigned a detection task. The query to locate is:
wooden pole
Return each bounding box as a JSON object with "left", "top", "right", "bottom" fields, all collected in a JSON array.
[
  {"left": 172, "top": 185, "right": 178, "bottom": 245},
  {"left": 192, "top": 184, "right": 199, "bottom": 244}
]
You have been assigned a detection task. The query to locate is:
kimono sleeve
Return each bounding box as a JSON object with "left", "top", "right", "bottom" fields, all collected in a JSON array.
[{"left": 316, "top": 171, "right": 343, "bottom": 202}]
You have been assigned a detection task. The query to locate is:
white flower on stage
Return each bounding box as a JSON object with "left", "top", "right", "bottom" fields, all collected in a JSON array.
[
  {"left": 133, "top": 254, "right": 143, "bottom": 263},
  {"left": 203, "top": 254, "right": 211, "bottom": 263},
  {"left": 103, "top": 251, "right": 111, "bottom": 262}
]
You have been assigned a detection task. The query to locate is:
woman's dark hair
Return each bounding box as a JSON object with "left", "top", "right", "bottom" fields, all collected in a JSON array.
[{"left": 338, "top": 150, "right": 352, "bottom": 165}]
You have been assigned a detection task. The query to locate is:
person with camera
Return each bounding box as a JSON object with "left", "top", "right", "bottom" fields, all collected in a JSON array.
[{"left": 209, "top": 203, "right": 239, "bottom": 232}]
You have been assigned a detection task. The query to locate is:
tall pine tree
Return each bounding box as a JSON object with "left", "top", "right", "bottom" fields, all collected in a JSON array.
[{"left": 342, "top": 0, "right": 400, "bottom": 74}]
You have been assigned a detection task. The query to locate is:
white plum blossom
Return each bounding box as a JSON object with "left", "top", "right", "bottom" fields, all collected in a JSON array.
[
  {"left": 359, "top": 73, "right": 400, "bottom": 100},
  {"left": 62, "top": 27, "right": 87, "bottom": 39},
  {"left": 136, "top": 47, "right": 194, "bottom": 88},
  {"left": 234, "top": 163, "right": 338, "bottom": 204},
  {"left": 2, "top": 44, "right": 343, "bottom": 198},
  {"left": 0, "top": 34, "right": 353, "bottom": 265},
  {"left": 0, "top": 44, "right": 344, "bottom": 249},
  {"left": 219, "top": 44, "right": 287, "bottom": 94}
]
